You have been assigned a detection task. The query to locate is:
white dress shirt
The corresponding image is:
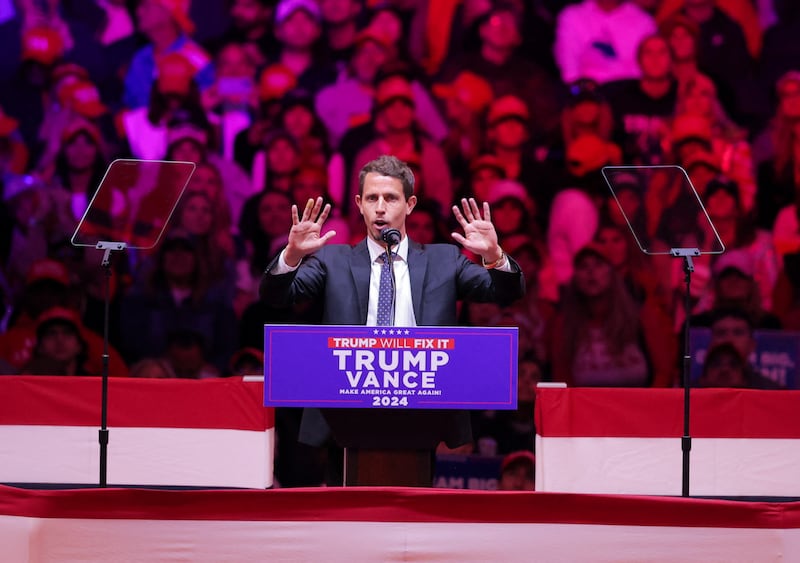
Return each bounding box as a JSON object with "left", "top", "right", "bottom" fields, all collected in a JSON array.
[{"left": 364, "top": 236, "right": 416, "bottom": 327}]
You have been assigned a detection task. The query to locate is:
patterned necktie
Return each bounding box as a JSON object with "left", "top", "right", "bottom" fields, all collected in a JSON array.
[{"left": 376, "top": 251, "right": 397, "bottom": 326}]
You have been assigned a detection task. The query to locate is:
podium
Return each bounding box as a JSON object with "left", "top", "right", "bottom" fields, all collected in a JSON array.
[
  {"left": 263, "top": 324, "right": 519, "bottom": 486},
  {"left": 323, "top": 409, "right": 469, "bottom": 486}
]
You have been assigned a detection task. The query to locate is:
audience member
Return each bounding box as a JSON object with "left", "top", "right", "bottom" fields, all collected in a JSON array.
[
  {"left": 0, "top": 259, "right": 129, "bottom": 376},
  {"left": 1, "top": 26, "right": 69, "bottom": 159},
  {"left": 21, "top": 306, "right": 93, "bottom": 375},
  {"left": 349, "top": 72, "right": 452, "bottom": 220},
  {"left": 554, "top": 0, "right": 656, "bottom": 85},
  {"left": 203, "top": 43, "right": 259, "bottom": 162},
  {"left": 704, "top": 307, "right": 784, "bottom": 388},
  {"left": 756, "top": 71, "right": 800, "bottom": 230},
  {"left": 277, "top": 89, "right": 331, "bottom": 170},
  {"left": 233, "top": 63, "right": 297, "bottom": 171},
  {"left": 772, "top": 249, "right": 800, "bottom": 330},
  {"left": 605, "top": 34, "right": 677, "bottom": 165},
  {"left": 404, "top": 199, "right": 448, "bottom": 245},
  {"left": 460, "top": 154, "right": 503, "bottom": 201},
  {"left": 318, "top": 0, "right": 362, "bottom": 66},
  {"left": 442, "top": 1, "right": 562, "bottom": 143},
  {"left": 272, "top": 0, "right": 337, "bottom": 94},
  {"left": 3, "top": 174, "right": 71, "bottom": 292},
  {"left": 164, "top": 122, "right": 254, "bottom": 224},
  {"left": 251, "top": 129, "right": 303, "bottom": 196},
  {"left": 485, "top": 95, "right": 554, "bottom": 217},
  {"left": 129, "top": 357, "right": 175, "bottom": 378},
  {"left": 560, "top": 78, "right": 615, "bottom": 147},
  {"left": 123, "top": 0, "right": 214, "bottom": 110},
  {"left": 173, "top": 190, "right": 236, "bottom": 290},
  {"left": 694, "top": 248, "right": 781, "bottom": 328},
  {"left": 702, "top": 179, "right": 779, "bottom": 309},
  {"left": 673, "top": 74, "right": 756, "bottom": 210},
  {"left": 659, "top": 13, "right": 701, "bottom": 87},
  {"left": 214, "top": 0, "right": 278, "bottom": 65},
  {"left": 164, "top": 329, "right": 221, "bottom": 378},
  {"left": 0, "top": 107, "right": 28, "bottom": 176},
  {"left": 123, "top": 52, "right": 212, "bottom": 160},
  {"left": 183, "top": 161, "right": 235, "bottom": 239},
  {"left": 552, "top": 244, "right": 672, "bottom": 387},
  {"left": 665, "top": 0, "right": 754, "bottom": 120},
  {"left": 315, "top": 25, "right": 392, "bottom": 149},
  {"left": 47, "top": 118, "right": 108, "bottom": 230},
  {"left": 697, "top": 341, "right": 751, "bottom": 388},
  {"left": 229, "top": 346, "right": 264, "bottom": 377},
  {"left": 485, "top": 180, "right": 540, "bottom": 244},
  {"left": 595, "top": 222, "right": 670, "bottom": 310},
  {"left": 760, "top": 2, "right": 800, "bottom": 98},
  {"left": 497, "top": 450, "right": 535, "bottom": 491},
  {"left": 120, "top": 229, "right": 238, "bottom": 372},
  {"left": 433, "top": 71, "right": 494, "bottom": 177},
  {"left": 473, "top": 354, "right": 541, "bottom": 457}
]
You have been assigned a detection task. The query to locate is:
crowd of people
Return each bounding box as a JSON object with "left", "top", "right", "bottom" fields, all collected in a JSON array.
[{"left": 0, "top": 0, "right": 799, "bottom": 487}]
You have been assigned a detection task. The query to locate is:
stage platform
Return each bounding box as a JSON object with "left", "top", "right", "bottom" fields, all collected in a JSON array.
[{"left": 3, "top": 485, "right": 800, "bottom": 561}]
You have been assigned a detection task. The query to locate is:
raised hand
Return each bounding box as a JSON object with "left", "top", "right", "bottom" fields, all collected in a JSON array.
[
  {"left": 451, "top": 198, "right": 502, "bottom": 263},
  {"left": 285, "top": 197, "right": 337, "bottom": 266}
]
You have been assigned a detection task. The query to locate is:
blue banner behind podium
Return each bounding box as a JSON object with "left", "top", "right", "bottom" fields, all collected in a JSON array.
[{"left": 264, "top": 325, "right": 518, "bottom": 409}]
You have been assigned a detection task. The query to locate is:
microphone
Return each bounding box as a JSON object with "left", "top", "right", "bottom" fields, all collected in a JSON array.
[
  {"left": 380, "top": 228, "right": 401, "bottom": 246},
  {"left": 379, "top": 228, "right": 400, "bottom": 325}
]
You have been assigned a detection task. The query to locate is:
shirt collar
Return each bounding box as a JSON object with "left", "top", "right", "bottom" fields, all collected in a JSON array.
[{"left": 366, "top": 235, "right": 409, "bottom": 263}]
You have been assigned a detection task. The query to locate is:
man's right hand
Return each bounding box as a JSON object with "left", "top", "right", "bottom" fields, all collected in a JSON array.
[{"left": 284, "top": 197, "right": 337, "bottom": 267}]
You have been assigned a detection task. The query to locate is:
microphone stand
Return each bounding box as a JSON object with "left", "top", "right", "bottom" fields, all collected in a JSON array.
[
  {"left": 671, "top": 247, "right": 700, "bottom": 497},
  {"left": 96, "top": 240, "right": 126, "bottom": 487},
  {"left": 386, "top": 241, "right": 397, "bottom": 326},
  {"left": 380, "top": 228, "right": 401, "bottom": 326}
]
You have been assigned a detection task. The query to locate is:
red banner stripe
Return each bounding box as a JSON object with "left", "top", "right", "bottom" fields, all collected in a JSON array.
[
  {"left": 535, "top": 388, "right": 800, "bottom": 438},
  {"left": 1, "top": 485, "right": 800, "bottom": 528},
  {"left": 0, "top": 376, "right": 274, "bottom": 431}
]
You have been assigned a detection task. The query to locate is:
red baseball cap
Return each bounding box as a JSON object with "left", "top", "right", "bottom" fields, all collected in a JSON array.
[
  {"left": 433, "top": 71, "right": 494, "bottom": 113},
  {"left": 26, "top": 259, "right": 71, "bottom": 286},
  {"left": 375, "top": 75, "right": 414, "bottom": 107},
  {"left": 501, "top": 450, "right": 535, "bottom": 472},
  {"left": 156, "top": 52, "right": 196, "bottom": 95},
  {"left": 21, "top": 27, "right": 66, "bottom": 66},
  {"left": 61, "top": 81, "right": 108, "bottom": 119},
  {"left": 487, "top": 95, "right": 529, "bottom": 126},
  {"left": 0, "top": 107, "right": 19, "bottom": 137},
  {"left": 258, "top": 64, "right": 297, "bottom": 102}
]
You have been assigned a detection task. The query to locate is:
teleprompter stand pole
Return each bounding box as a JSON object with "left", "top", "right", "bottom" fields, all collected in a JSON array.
[
  {"left": 96, "top": 241, "right": 126, "bottom": 487},
  {"left": 671, "top": 247, "right": 700, "bottom": 497}
]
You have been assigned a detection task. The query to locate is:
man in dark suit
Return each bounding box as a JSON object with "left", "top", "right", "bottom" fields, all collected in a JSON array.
[{"left": 260, "top": 154, "right": 525, "bottom": 484}]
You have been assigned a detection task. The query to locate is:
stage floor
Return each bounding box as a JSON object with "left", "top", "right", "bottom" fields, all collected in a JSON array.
[{"left": 3, "top": 485, "right": 800, "bottom": 562}]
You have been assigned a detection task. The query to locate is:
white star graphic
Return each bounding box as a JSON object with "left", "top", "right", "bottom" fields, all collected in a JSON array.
[
  {"left": 373, "top": 329, "right": 379, "bottom": 334},
  {"left": 404, "top": 330, "right": 410, "bottom": 335},
  {"left": 389, "top": 329, "right": 395, "bottom": 335},
  {"left": 381, "top": 329, "right": 387, "bottom": 334}
]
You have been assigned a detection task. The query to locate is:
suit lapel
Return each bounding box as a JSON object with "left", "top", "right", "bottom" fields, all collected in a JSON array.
[
  {"left": 351, "top": 240, "right": 371, "bottom": 323},
  {"left": 407, "top": 240, "right": 427, "bottom": 323}
]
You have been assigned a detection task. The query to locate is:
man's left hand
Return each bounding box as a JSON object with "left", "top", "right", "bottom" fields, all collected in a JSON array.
[{"left": 451, "top": 198, "right": 502, "bottom": 263}]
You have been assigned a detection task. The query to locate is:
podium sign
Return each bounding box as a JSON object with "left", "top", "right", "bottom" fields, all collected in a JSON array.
[{"left": 264, "top": 325, "right": 518, "bottom": 409}]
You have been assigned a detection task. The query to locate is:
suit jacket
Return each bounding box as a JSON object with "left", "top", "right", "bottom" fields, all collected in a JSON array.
[{"left": 259, "top": 239, "right": 525, "bottom": 448}]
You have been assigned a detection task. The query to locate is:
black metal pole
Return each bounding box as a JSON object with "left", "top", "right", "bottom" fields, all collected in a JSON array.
[
  {"left": 681, "top": 255, "right": 693, "bottom": 497},
  {"left": 99, "top": 249, "right": 112, "bottom": 487}
]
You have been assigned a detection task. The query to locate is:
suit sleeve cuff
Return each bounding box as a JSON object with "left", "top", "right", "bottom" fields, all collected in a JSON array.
[{"left": 269, "top": 249, "right": 300, "bottom": 275}]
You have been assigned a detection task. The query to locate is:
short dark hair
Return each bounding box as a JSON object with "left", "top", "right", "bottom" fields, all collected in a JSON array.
[
  {"left": 709, "top": 306, "right": 755, "bottom": 332},
  {"left": 358, "top": 155, "right": 415, "bottom": 199}
]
